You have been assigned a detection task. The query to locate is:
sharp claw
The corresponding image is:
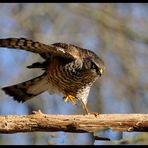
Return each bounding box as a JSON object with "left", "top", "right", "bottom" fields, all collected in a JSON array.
[
  {"left": 88, "top": 112, "right": 99, "bottom": 117},
  {"left": 71, "top": 100, "right": 76, "bottom": 106},
  {"left": 32, "top": 109, "right": 43, "bottom": 114},
  {"left": 64, "top": 96, "right": 69, "bottom": 102},
  {"left": 64, "top": 95, "right": 77, "bottom": 105}
]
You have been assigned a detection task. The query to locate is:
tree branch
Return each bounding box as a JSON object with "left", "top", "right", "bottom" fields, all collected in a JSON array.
[
  {"left": 66, "top": 4, "right": 148, "bottom": 44},
  {"left": 0, "top": 112, "right": 147, "bottom": 134}
]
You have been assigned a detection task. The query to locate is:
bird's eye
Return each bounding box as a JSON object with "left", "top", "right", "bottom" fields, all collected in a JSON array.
[
  {"left": 91, "top": 62, "right": 99, "bottom": 71},
  {"left": 91, "top": 62, "right": 96, "bottom": 69},
  {"left": 91, "top": 64, "right": 94, "bottom": 69},
  {"left": 91, "top": 62, "right": 101, "bottom": 75}
]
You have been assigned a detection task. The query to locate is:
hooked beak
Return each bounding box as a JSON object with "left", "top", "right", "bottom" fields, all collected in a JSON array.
[{"left": 99, "top": 68, "right": 103, "bottom": 77}]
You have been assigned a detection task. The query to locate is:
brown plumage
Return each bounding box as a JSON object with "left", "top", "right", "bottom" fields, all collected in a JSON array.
[{"left": 0, "top": 38, "right": 105, "bottom": 114}]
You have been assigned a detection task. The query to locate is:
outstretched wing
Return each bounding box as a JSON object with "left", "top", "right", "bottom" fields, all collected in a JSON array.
[{"left": 0, "top": 38, "right": 80, "bottom": 60}]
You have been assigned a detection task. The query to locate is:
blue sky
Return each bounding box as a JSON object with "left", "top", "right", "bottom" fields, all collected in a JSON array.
[{"left": 0, "top": 3, "right": 147, "bottom": 145}]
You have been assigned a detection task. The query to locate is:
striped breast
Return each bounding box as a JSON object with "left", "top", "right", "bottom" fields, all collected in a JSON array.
[{"left": 47, "top": 57, "right": 98, "bottom": 100}]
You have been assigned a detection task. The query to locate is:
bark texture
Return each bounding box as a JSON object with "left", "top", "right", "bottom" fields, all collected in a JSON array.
[{"left": 0, "top": 112, "right": 147, "bottom": 134}]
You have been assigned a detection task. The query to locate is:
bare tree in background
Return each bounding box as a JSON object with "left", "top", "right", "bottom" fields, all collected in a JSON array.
[{"left": 0, "top": 3, "right": 147, "bottom": 145}]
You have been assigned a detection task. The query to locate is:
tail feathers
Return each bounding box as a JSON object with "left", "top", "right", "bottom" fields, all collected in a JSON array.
[
  {"left": 26, "top": 61, "right": 48, "bottom": 70},
  {"left": 2, "top": 73, "right": 49, "bottom": 102}
]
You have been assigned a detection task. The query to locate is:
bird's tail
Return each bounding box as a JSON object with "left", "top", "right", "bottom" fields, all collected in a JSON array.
[{"left": 2, "top": 73, "right": 49, "bottom": 102}]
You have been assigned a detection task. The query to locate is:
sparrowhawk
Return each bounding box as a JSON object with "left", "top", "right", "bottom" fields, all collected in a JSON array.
[{"left": 0, "top": 38, "right": 105, "bottom": 114}]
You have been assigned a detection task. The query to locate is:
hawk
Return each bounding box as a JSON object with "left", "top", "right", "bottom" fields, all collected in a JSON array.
[{"left": 0, "top": 38, "right": 105, "bottom": 114}]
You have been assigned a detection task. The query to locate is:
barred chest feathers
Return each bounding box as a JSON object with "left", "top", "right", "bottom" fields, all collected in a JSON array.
[{"left": 47, "top": 58, "right": 98, "bottom": 102}]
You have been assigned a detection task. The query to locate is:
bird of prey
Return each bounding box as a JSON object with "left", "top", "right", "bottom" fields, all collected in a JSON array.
[{"left": 0, "top": 38, "right": 105, "bottom": 114}]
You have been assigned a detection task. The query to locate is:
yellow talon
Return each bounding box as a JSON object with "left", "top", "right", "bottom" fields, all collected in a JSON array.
[
  {"left": 64, "top": 96, "right": 69, "bottom": 102},
  {"left": 64, "top": 95, "right": 77, "bottom": 105}
]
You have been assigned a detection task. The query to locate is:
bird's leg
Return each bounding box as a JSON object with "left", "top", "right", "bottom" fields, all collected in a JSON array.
[
  {"left": 64, "top": 95, "right": 77, "bottom": 106},
  {"left": 79, "top": 99, "right": 89, "bottom": 115},
  {"left": 79, "top": 99, "right": 99, "bottom": 117}
]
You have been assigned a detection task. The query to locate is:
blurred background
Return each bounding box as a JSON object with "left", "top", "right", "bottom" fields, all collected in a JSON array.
[{"left": 0, "top": 3, "right": 147, "bottom": 145}]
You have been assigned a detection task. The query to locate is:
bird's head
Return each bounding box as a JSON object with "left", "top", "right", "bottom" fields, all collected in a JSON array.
[
  {"left": 82, "top": 49, "right": 105, "bottom": 77},
  {"left": 90, "top": 60, "right": 105, "bottom": 77},
  {"left": 89, "top": 54, "right": 105, "bottom": 77}
]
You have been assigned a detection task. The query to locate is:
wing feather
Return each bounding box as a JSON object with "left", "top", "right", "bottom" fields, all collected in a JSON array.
[{"left": 0, "top": 38, "right": 76, "bottom": 60}]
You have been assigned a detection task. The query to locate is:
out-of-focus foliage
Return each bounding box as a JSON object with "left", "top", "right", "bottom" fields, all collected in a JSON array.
[{"left": 0, "top": 3, "right": 147, "bottom": 145}]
